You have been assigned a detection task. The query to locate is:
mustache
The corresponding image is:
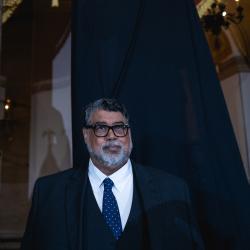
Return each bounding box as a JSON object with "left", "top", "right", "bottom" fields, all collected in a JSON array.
[{"left": 102, "top": 141, "right": 123, "bottom": 150}]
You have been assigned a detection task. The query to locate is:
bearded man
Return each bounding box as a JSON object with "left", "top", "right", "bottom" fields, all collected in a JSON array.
[{"left": 21, "top": 98, "right": 204, "bottom": 250}]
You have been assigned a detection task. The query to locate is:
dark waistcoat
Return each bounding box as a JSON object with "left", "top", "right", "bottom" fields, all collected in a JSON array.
[{"left": 82, "top": 179, "right": 150, "bottom": 250}]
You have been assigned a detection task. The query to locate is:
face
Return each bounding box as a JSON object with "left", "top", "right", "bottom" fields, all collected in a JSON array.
[{"left": 83, "top": 110, "right": 133, "bottom": 175}]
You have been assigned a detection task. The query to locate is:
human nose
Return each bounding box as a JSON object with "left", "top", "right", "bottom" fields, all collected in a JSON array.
[{"left": 106, "top": 127, "right": 116, "bottom": 139}]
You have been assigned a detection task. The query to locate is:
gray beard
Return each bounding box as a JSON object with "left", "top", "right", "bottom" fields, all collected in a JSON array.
[{"left": 87, "top": 140, "right": 132, "bottom": 168}]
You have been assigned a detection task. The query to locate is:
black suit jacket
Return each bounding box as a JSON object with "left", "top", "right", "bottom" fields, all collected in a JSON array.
[{"left": 21, "top": 163, "right": 204, "bottom": 250}]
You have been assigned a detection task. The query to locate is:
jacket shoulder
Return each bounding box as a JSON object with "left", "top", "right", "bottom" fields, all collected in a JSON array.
[
  {"left": 35, "top": 167, "right": 86, "bottom": 191},
  {"left": 37, "top": 168, "right": 75, "bottom": 182},
  {"left": 133, "top": 163, "right": 189, "bottom": 199},
  {"left": 134, "top": 163, "right": 186, "bottom": 185}
]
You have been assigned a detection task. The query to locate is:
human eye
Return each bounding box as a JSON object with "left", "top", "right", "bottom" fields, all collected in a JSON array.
[
  {"left": 95, "top": 124, "right": 108, "bottom": 132},
  {"left": 114, "top": 124, "right": 124, "bottom": 129},
  {"left": 113, "top": 124, "right": 125, "bottom": 135}
]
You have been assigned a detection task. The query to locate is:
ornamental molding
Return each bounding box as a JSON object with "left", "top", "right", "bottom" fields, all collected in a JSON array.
[{"left": 2, "top": 0, "right": 23, "bottom": 23}]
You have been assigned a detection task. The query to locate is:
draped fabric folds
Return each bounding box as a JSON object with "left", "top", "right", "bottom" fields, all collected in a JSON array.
[{"left": 72, "top": 0, "right": 250, "bottom": 248}]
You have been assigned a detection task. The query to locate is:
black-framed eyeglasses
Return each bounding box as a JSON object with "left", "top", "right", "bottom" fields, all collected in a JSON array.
[{"left": 84, "top": 124, "right": 130, "bottom": 137}]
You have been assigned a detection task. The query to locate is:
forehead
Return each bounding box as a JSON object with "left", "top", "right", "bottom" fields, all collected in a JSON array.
[{"left": 90, "top": 110, "right": 126, "bottom": 124}]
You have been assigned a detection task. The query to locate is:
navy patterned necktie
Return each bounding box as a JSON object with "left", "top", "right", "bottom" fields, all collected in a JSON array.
[{"left": 102, "top": 178, "right": 122, "bottom": 240}]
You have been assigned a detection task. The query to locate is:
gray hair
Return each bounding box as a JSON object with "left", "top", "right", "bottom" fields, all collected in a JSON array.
[{"left": 84, "top": 98, "right": 129, "bottom": 126}]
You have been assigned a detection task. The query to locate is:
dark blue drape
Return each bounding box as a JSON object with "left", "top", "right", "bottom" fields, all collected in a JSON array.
[{"left": 72, "top": 0, "right": 250, "bottom": 248}]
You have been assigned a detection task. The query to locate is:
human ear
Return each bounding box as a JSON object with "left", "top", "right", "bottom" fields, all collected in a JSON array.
[{"left": 82, "top": 128, "right": 88, "bottom": 142}]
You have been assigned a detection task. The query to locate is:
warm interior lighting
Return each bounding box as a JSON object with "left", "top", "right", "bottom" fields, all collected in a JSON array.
[
  {"left": 4, "top": 99, "right": 11, "bottom": 111},
  {"left": 201, "top": 0, "right": 244, "bottom": 50},
  {"left": 51, "top": 0, "right": 59, "bottom": 7},
  {"left": 4, "top": 104, "right": 10, "bottom": 110}
]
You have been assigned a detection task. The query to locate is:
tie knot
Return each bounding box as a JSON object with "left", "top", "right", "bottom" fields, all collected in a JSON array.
[{"left": 103, "top": 178, "right": 114, "bottom": 190}]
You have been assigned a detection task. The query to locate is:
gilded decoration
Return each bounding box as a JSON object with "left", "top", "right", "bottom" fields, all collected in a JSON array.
[{"left": 2, "top": 0, "right": 23, "bottom": 23}]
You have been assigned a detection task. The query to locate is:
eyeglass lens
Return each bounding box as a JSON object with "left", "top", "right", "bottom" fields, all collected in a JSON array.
[{"left": 94, "top": 124, "right": 128, "bottom": 137}]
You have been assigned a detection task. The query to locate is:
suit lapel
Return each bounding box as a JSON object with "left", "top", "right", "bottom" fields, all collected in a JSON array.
[
  {"left": 64, "top": 163, "right": 165, "bottom": 250},
  {"left": 132, "top": 164, "right": 164, "bottom": 250},
  {"left": 65, "top": 167, "right": 88, "bottom": 250}
]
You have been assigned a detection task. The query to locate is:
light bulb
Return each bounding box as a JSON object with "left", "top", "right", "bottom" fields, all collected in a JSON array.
[{"left": 4, "top": 104, "right": 10, "bottom": 110}]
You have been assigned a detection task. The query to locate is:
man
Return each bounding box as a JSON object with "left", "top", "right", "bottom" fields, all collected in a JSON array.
[{"left": 21, "top": 98, "right": 204, "bottom": 250}]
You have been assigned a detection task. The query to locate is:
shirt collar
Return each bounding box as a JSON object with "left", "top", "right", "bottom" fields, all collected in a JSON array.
[{"left": 88, "top": 159, "right": 132, "bottom": 192}]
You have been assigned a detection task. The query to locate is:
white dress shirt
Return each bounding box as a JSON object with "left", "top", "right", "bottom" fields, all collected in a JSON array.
[{"left": 88, "top": 159, "right": 133, "bottom": 230}]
